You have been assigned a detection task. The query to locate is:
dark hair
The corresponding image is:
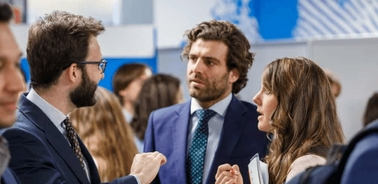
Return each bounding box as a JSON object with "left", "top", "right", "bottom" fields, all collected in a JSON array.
[
  {"left": 263, "top": 57, "right": 345, "bottom": 184},
  {"left": 27, "top": 11, "right": 104, "bottom": 89},
  {"left": 112, "top": 63, "right": 151, "bottom": 105},
  {"left": 0, "top": 3, "right": 13, "bottom": 23},
  {"left": 131, "top": 74, "right": 181, "bottom": 140},
  {"left": 181, "top": 20, "right": 254, "bottom": 94},
  {"left": 363, "top": 92, "right": 378, "bottom": 127}
]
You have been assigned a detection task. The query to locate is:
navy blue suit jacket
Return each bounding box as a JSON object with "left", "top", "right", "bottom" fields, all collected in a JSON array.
[
  {"left": 1, "top": 168, "right": 21, "bottom": 184},
  {"left": 341, "top": 119, "right": 378, "bottom": 184},
  {"left": 2, "top": 93, "right": 137, "bottom": 184},
  {"left": 144, "top": 95, "right": 269, "bottom": 184}
]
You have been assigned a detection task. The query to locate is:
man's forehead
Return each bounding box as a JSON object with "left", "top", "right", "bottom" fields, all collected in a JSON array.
[{"left": 0, "top": 24, "right": 23, "bottom": 62}]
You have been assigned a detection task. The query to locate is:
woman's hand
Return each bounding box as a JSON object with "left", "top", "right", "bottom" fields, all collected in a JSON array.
[{"left": 215, "top": 164, "right": 243, "bottom": 184}]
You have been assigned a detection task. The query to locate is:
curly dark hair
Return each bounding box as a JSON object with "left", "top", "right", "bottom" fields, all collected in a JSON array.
[
  {"left": 181, "top": 20, "right": 254, "bottom": 94},
  {"left": 27, "top": 11, "right": 105, "bottom": 89}
]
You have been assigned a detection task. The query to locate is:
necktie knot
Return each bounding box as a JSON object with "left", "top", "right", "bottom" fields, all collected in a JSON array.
[{"left": 196, "top": 109, "right": 216, "bottom": 124}]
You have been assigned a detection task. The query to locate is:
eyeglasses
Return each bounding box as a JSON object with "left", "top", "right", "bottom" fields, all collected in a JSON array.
[{"left": 76, "top": 59, "right": 107, "bottom": 74}]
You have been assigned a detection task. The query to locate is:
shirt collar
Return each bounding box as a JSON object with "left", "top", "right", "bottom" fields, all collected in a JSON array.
[
  {"left": 26, "top": 88, "right": 67, "bottom": 129},
  {"left": 190, "top": 93, "right": 233, "bottom": 117}
]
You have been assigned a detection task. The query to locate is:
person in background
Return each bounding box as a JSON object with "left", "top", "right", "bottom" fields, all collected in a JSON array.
[
  {"left": 0, "top": 2, "right": 26, "bottom": 183},
  {"left": 131, "top": 74, "right": 183, "bottom": 152},
  {"left": 112, "top": 63, "right": 152, "bottom": 123},
  {"left": 362, "top": 92, "right": 378, "bottom": 127},
  {"left": 144, "top": 20, "right": 269, "bottom": 184},
  {"left": 1, "top": 10, "right": 166, "bottom": 184},
  {"left": 324, "top": 69, "right": 342, "bottom": 98},
  {"left": 70, "top": 86, "right": 139, "bottom": 182},
  {"left": 216, "top": 57, "right": 345, "bottom": 184}
]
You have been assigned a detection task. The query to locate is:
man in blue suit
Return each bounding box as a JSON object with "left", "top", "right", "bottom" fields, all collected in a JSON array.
[
  {"left": 144, "top": 20, "right": 269, "bottom": 184},
  {"left": 1, "top": 10, "right": 166, "bottom": 184},
  {"left": 0, "top": 2, "right": 26, "bottom": 184}
]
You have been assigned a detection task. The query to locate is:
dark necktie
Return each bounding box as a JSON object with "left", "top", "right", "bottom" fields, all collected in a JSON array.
[
  {"left": 186, "top": 109, "right": 217, "bottom": 184},
  {"left": 63, "top": 117, "right": 85, "bottom": 169}
]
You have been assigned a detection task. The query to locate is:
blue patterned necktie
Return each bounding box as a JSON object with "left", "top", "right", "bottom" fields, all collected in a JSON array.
[{"left": 186, "top": 109, "right": 217, "bottom": 184}]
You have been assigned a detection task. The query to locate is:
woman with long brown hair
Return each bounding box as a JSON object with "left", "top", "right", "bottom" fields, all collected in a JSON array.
[
  {"left": 131, "top": 73, "right": 183, "bottom": 152},
  {"left": 70, "top": 87, "right": 138, "bottom": 182},
  {"left": 215, "top": 57, "right": 345, "bottom": 184}
]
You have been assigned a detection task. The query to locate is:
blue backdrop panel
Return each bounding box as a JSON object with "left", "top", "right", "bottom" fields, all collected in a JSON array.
[{"left": 21, "top": 57, "right": 157, "bottom": 92}]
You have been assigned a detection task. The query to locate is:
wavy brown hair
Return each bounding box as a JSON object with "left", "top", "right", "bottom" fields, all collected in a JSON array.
[
  {"left": 263, "top": 57, "right": 345, "bottom": 184},
  {"left": 131, "top": 74, "right": 181, "bottom": 140},
  {"left": 181, "top": 20, "right": 254, "bottom": 94},
  {"left": 70, "top": 87, "right": 138, "bottom": 182},
  {"left": 27, "top": 11, "right": 104, "bottom": 90}
]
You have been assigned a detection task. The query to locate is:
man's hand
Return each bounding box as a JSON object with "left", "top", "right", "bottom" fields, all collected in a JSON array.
[{"left": 130, "top": 151, "right": 167, "bottom": 184}]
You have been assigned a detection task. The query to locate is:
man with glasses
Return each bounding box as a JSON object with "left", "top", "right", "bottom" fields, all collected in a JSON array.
[{"left": 1, "top": 10, "right": 166, "bottom": 184}]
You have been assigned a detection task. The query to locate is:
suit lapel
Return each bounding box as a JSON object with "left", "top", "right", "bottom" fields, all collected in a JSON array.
[
  {"left": 207, "top": 96, "right": 247, "bottom": 184},
  {"left": 172, "top": 101, "right": 191, "bottom": 184},
  {"left": 78, "top": 137, "right": 101, "bottom": 183},
  {"left": 18, "top": 95, "right": 90, "bottom": 184}
]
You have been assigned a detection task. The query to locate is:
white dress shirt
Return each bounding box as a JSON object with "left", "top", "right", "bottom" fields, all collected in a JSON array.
[{"left": 188, "top": 93, "right": 232, "bottom": 184}]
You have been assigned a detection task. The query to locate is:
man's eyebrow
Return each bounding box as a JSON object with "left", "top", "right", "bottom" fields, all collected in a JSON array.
[{"left": 203, "top": 56, "right": 220, "bottom": 62}]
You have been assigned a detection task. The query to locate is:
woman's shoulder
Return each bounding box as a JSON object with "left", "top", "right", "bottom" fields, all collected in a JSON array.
[
  {"left": 292, "top": 154, "right": 326, "bottom": 166},
  {"left": 286, "top": 154, "right": 326, "bottom": 182}
]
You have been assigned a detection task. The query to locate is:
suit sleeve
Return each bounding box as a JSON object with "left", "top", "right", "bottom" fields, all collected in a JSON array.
[
  {"left": 341, "top": 134, "right": 378, "bottom": 184},
  {"left": 2, "top": 128, "right": 65, "bottom": 184}
]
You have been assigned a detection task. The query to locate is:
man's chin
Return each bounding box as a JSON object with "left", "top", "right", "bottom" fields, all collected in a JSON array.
[{"left": 0, "top": 116, "right": 16, "bottom": 129}]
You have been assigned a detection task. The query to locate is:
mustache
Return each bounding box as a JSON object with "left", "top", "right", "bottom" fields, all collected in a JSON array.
[{"left": 189, "top": 74, "right": 205, "bottom": 82}]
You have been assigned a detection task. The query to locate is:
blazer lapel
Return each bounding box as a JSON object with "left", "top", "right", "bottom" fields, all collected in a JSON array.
[
  {"left": 78, "top": 137, "right": 101, "bottom": 183},
  {"left": 207, "top": 96, "right": 247, "bottom": 184},
  {"left": 172, "top": 101, "right": 191, "bottom": 184},
  {"left": 18, "top": 95, "right": 90, "bottom": 184}
]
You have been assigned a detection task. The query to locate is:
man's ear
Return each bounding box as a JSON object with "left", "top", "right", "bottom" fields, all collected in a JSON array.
[
  {"left": 67, "top": 63, "right": 78, "bottom": 83},
  {"left": 229, "top": 69, "right": 240, "bottom": 83}
]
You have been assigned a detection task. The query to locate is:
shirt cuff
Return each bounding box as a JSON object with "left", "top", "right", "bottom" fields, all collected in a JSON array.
[{"left": 130, "top": 174, "right": 141, "bottom": 184}]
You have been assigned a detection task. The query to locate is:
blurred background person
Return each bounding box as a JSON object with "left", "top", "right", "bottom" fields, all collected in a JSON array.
[
  {"left": 363, "top": 92, "right": 378, "bottom": 127},
  {"left": 324, "top": 69, "right": 342, "bottom": 98},
  {"left": 112, "top": 63, "right": 152, "bottom": 123},
  {"left": 130, "top": 73, "right": 183, "bottom": 152},
  {"left": 70, "top": 87, "right": 138, "bottom": 182}
]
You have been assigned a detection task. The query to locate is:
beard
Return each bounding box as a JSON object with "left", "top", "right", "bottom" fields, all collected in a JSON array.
[
  {"left": 69, "top": 69, "right": 98, "bottom": 108},
  {"left": 188, "top": 72, "right": 230, "bottom": 103}
]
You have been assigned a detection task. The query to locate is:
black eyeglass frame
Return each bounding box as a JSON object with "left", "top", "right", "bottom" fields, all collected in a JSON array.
[{"left": 76, "top": 59, "right": 107, "bottom": 74}]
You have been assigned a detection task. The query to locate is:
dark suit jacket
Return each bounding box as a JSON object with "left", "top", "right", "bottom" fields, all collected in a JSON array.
[
  {"left": 341, "top": 119, "right": 378, "bottom": 184},
  {"left": 144, "top": 95, "right": 269, "bottom": 184},
  {"left": 2, "top": 93, "right": 137, "bottom": 184},
  {"left": 1, "top": 168, "right": 21, "bottom": 184}
]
